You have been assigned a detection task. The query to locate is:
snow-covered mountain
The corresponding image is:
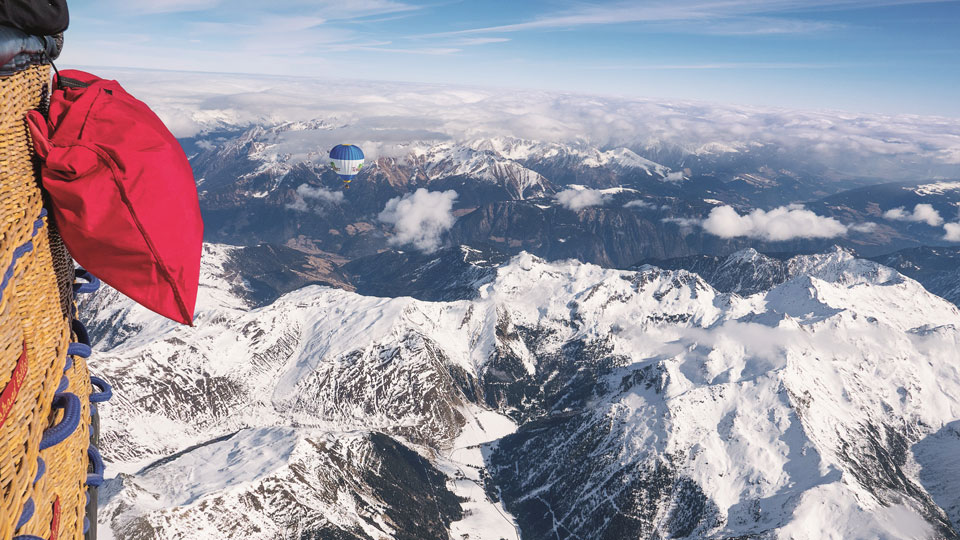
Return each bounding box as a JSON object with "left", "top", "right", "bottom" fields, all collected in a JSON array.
[
  {"left": 185, "top": 121, "right": 960, "bottom": 263},
  {"left": 192, "top": 126, "right": 654, "bottom": 206},
  {"left": 467, "top": 136, "right": 673, "bottom": 183},
  {"left": 86, "top": 244, "right": 960, "bottom": 539},
  {"left": 642, "top": 245, "right": 960, "bottom": 310},
  {"left": 635, "top": 247, "right": 793, "bottom": 296}
]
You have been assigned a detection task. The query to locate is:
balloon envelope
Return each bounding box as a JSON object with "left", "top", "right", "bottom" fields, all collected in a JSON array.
[{"left": 329, "top": 144, "right": 364, "bottom": 181}]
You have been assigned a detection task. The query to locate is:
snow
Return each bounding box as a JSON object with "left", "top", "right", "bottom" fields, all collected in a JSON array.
[
  {"left": 913, "top": 181, "right": 960, "bottom": 196},
  {"left": 467, "top": 136, "right": 671, "bottom": 177},
  {"left": 580, "top": 147, "right": 668, "bottom": 175},
  {"left": 597, "top": 186, "right": 640, "bottom": 194},
  {"left": 411, "top": 143, "right": 550, "bottom": 199},
  {"left": 695, "top": 142, "right": 743, "bottom": 155},
  {"left": 446, "top": 407, "right": 520, "bottom": 540},
  {"left": 781, "top": 483, "right": 935, "bottom": 540},
  {"left": 85, "top": 244, "right": 960, "bottom": 539},
  {"left": 913, "top": 421, "right": 960, "bottom": 531},
  {"left": 134, "top": 427, "right": 299, "bottom": 509}
]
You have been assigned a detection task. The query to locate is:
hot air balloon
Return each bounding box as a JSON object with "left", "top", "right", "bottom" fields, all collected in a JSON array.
[{"left": 329, "top": 144, "right": 364, "bottom": 188}]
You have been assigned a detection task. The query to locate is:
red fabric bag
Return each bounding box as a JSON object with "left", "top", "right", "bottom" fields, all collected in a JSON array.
[{"left": 26, "top": 69, "right": 202, "bottom": 325}]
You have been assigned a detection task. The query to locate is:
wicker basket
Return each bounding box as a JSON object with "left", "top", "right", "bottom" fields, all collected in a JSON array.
[{"left": 1, "top": 63, "right": 92, "bottom": 539}]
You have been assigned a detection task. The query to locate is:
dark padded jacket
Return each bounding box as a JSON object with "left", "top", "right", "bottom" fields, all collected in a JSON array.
[
  {"left": 0, "top": 25, "right": 60, "bottom": 75},
  {"left": 0, "top": 0, "right": 68, "bottom": 36}
]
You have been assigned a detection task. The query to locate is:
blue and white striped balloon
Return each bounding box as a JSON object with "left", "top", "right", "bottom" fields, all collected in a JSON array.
[{"left": 329, "top": 144, "right": 364, "bottom": 186}]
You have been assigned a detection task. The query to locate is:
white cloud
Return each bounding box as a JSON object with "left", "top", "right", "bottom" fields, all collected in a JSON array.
[
  {"left": 329, "top": 44, "right": 461, "bottom": 55},
  {"left": 555, "top": 188, "right": 609, "bottom": 211},
  {"left": 286, "top": 197, "right": 309, "bottom": 212},
  {"left": 453, "top": 37, "right": 511, "bottom": 46},
  {"left": 701, "top": 205, "right": 848, "bottom": 241},
  {"left": 662, "top": 216, "right": 702, "bottom": 228},
  {"left": 378, "top": 188, "right": 458, "bottom": 252},
  {"left": 944, "top": 223, "right": 960, "bottom": 242},
  {"left": 103, "top": 70, "right": 960, "bottom": 180},
  {"left": 287, "top": 183, "right": 344, "bottom": 212},
  {"left": 425, "top": 0, "right": 943, "bottom": 37},
  {"left": 111, "top": 0, "right": 219, "bottom": 14},
  {"left": 883, "top": 204, "right": 944, "bottom": 226},
  {"left": 625, "top": 199, "right": 654, "bottom": 209},
  {"left": 297, "top": 184, "right": 344, "bottom": 204},
  {"left": 849, "top": 222, "right": 879, "bottom": 233},
  {"left": 665, "top": 171, "right": 686, "bottom": 182},
  {"left": 109, "top": 0, "right": 417, "bottom": 18}
]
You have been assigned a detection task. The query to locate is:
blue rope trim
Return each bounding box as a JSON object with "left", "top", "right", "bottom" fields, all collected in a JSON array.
[
  {"left": 64, "top": 321, "right": 92, "bottom": 373},
  {"left": 73, "top": 268, "right": 101, "bottom": 294},
  {"left": 0, "top": 241, "right": 34, "bottom": 305},
  {"left": 69, "top": 267, "right": 111, "bottom": 538},
  {"left": 86, "top": 444, "right": 104, "bottom": 487},
  {"left": 71, "top": 319, "right": 90, "bottom": 346},
  {"left": 67, "top": 342, "right": 91, "bottom": 358},
  {"left": 89, "top": 376, "right": 112, "bottom": 403},
  {"left": 34, "top": 458, "right": 45, "bottom": 483},
  {"left": 12, "top": 240, "right": 110, "bottom": 536},
  {"left": 39, "top": 393, "right": 81, "bottom": 451},
  {"left": 15, "top": 497, "right": 34, "bottom": 529},
  {"left": 0, "top": 210, "right": 46, "bottom": 305}
]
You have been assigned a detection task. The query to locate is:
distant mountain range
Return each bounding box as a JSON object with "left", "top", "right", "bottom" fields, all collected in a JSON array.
[
  {"left": 77, "top": 117, "right": 960, "bottom": 539},
  {"left": 184, "top": 123, "right": 959, "bottom": 266}
]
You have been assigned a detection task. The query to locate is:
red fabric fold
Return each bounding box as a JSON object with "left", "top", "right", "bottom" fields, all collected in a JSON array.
[{"left": 27, "top": 69, "right": 203, "bottom": 325}]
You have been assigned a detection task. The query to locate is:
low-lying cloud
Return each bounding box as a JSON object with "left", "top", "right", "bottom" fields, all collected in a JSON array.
[
  {"left": 663, "top": 216, "right": 702, "bottom": 228},
  {"left": 555, "top": 188, "right": 609, "bottom": 210},
  {"left": 298, "top": 184, "right": 344, "bottom": 204},
  {"left": 287, "top": 183, "right": 344, "bottom": 212},
  {"left": 107, "top": 69, "right": 960, "bottom": 181},
  {"left": 849, "top": 222, "right": 879, "bottom": 233},
  {"left": 944, "top": 223, "right": 960, "bottom": 242},
  {"left": 624, "top": 199, "right": 654, "bottom": 209},
  {"left": 700, "top": 205, "right": 849, "bottom": 241},
  {"left": 378, "top": 188, "right": 458, "bottom": 252},
  {"left": 883, "top": 204, "right": 943, "bottom": 226},
  {"left": 881, "top": 203, "right": 960, "bottom": 239}
]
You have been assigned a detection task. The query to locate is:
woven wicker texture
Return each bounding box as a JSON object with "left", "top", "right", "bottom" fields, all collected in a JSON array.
[
  {"left": 18, "top": 334, "right": 91, "bottom": 539},
  {"left": 49, "top": 224, "right": 75, "bottom": 319},
  {"left": 1, "top": 64, "right": 89, "bottom": 539},
  {"left": 33, "top": 74, "right": 75, "bottom": 321}
]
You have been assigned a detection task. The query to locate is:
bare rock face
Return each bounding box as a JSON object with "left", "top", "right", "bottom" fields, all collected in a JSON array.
[
  {"left": 343, "top": 245, "right": 507, "bottom": 302},
  {"left": 448, "top": 201, "right": 718, "bottom": 267},
  {"left": 870, "top": 246, "right": 960, "bottom": 308}
]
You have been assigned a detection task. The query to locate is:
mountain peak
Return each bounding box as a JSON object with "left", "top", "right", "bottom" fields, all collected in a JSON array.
[{"left": 88, "top": 243, "right": 960, "bottom": 538}]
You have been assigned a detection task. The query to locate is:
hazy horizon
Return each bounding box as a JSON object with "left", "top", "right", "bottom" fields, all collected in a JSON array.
[{"left": 60, "top": 0, "right": 960, "bottom": 117}]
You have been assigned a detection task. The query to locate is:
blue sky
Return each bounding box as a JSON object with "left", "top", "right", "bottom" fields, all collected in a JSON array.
[{"left": 61, "top": 0, "right": 960, "bottom": 116}]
